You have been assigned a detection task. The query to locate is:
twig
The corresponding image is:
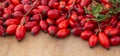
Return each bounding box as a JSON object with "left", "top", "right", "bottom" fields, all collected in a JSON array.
[
  {"left": 67, "top": 0, "right": 76, "bottom": 18},
  {"left": 21, "top": 0, "right": 39, "bottom": 25}
]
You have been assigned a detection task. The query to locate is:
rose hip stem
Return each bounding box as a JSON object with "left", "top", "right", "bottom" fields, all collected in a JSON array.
[
  {"left": 21, "top": 0, "right": 40, "bottom": 25},
  {"left": 67, "top": 0, "right": 76, "bottom": 18}
]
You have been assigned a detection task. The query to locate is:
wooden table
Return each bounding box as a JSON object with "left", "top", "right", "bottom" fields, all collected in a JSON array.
[{"left": 0, "top": 32, "right": 119, "bottom": 56}]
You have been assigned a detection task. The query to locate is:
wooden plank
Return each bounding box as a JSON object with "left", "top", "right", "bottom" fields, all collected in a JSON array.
[{"left": 0, "top": 32, "right": 119, "bottom": 56}]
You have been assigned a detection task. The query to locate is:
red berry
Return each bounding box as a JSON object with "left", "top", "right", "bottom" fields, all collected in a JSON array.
[
  {"left": 23, "top": 4, "right": 31, "bottom": 13},
  {"left": 13, "top": 11, "right": 23, "bottom": 19},
  {"left": 14, "top": 4, "right": 23, "bottom": 11},
  {"left": 25, "top": 21, "right": 38, "bottom": 31},
  {"left": 55, "top": 16, "right": 66, "bottom": 25},
  {"left": 39, "top": 20, "right": 48, "bottom": 32},
  {"left": 71, "top": 27, "right": 82, "bottom": 36},
  {"left": 38, "top": 6, "right": 50, "bottom": 15},
  {"left": 0, "top": 20, "right": 3, "bottom": 25},
  {"left": 80, "top": 30, "right": 93, "bottom": 40},
  {"left": 11, "top": 0, "right": 20, "bottom": 5},
  {"left": 6, "top": 25, "right": 17, "bottom": 35},
  {"left": 4, "top": 19, "right": 20, "bottom": 26},
  {"left": 53, "top": 2, "right": 59, "bottom": 9},
  {"left": 16, "top": 25, "right": 26, "bottom": 41},
  {"left": 89, "top": 34, "right": 98, "bottom": 48},
  {"left": 48, "top": 25, "right": 58, "bottom": 36},
  {"left": 41, "top": 0, "right": 48, "bottom": 5},
  {"left": 98, "top": 32, "right": 110, "bottom": 49},
  {"left": 48, "top": 0, "right": 58, "bottom": 8},
  {"left": 31, "top": 14, "right": 41, "bottom": 22},
  {"left": 31, "top": 26, "right": 40, "bottom": 35},
  {"left": 8, "top": 4, "right": 15, "bottom": 9},
  {"left": 32, "top": 9, "right": 40, "bottom": 14},
  {"left": 104, "top": 26, "right": 113, "bottom": 36},
  {"left": 0, "top": 25, "right": 5, "bottom": 36},
  {"left": 110, "top": 15, "right": 118, "bottom": 27},
  {"left": 109, "top": 28, "right": 119, "bottom": 36},
  {"left": 110, "top": 36, "right": 120, "bottom": 46},
  {"left": 56, "top": 29, "right": 70, "bottom": 38},
  {"left": 47, "top": 9, "right": 60, "bottom": 19},
  {"left": 46, "top": 18, "right": 54, "bottom": 25},
  {"left": 4, "top": 8, "right": 12, "bottom": 14},
  {"left": 3, "top": 14, "right": 11, "bottom": 20},
  {"left": 84, "top": 21, "right": 96, "bottom": 30},
  {"left": 80, "top": 0, "right": 91, "bottom": 7},
  {"left": 58, "top": 20, "right": 69, "bottom": 29},
  {"left": 70, "top": 14, "right": 78, "bottom": 22}
]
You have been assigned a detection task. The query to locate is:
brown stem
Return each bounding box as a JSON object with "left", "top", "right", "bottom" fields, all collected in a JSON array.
[
  {"left": 24, "top": 0, "right": 39, "bottom": 17},
  {"left": 21, "top": 0, "right": 40, "bottom": 25},
  {"left": 67, "top": 0, "right": 76, "bottom": 18},
  {"left": 95, "top": 23, "right": 101, "bottom": 35}
]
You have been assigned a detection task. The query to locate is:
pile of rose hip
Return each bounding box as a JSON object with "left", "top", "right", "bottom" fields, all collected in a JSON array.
[{"left": 0, "top": 0, "right": 120, "bottom": 49}]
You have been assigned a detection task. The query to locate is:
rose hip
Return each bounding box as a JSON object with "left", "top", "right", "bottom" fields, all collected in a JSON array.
[
  {"left": 80, "top": 0, "right": 91, "bottom": 7},
  {"left": 13, "top": 11, "right": 23, "bottom": 19},
  {"left": 23, "top": 4, "right": 31, "bottom": 13},
  {"left": 80, "top": 30, "right": 93, "bottom": 40},
  {"left": 46, "top": 18, "right": 54, "bottom": 25},
  {"left": 0, "top": 25, "right": 5, "bottom": 36},
  {"left": 110, "top": 36, "right": 120, "bottom": 46},
  {"left": 55, "top": 16, "right": 66, "bottom": 25},
  {"left": 71, "top": 27, "right": 82, "bottom": 36},
  {"left": 89, "top": 34, "right": 98, "bottom": 48},
  {"left": 24, "top": 21, "right": 38, "bottom": 31},
  {"left": 16, "top": 25, "right": 26, "bottom": 41},
  {"left": 84, "top": 21, "right": 96, "bottom": 30},
  {"left": 38, "top": 6, "right": 50, "bottom": 15},
  {"left": 39, "top": 20, "right": 48, "bottom": 32},
  {"left": 98, "top": 32, "right": 110, "bottom": 49},
  {"left": 41, "top": 0, "right": 48, "bottom": 5},
  {"left": 6, "top": 24, "right": 17, "bottom": 35},
  {"left": 31, "top": 26, "right": 40, "bottom": 35},
  {"left": 14, "top": 4, "right": 23, "bottom": 11},
  {"left": 31, "top": 14, "right": 40, "bottom": 22},
  {"left": 4, "top": 19, "right": 20, "bottom": 26},
  {"left": 47, "top": 9, "right": 60, "bottom": 19},
  {"left": 56, "top": 29, "right": 70, "bottom": 38},
  {"left": 58, "top": 19, "right": 69, "bottom": 29},
  {"left": 48, "top": 25, "right": 58, "bottom": 36},
  {"left": 11, "top": 0, "right": 20, "bottom": 5}
]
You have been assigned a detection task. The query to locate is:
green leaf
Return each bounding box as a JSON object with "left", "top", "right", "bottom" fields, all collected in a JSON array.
[
  {"left": 91, "top": 5, "right": 103, "bottom": 17},
  {"left": 93, "top": 14, "right": 106, "bottom": 21}
]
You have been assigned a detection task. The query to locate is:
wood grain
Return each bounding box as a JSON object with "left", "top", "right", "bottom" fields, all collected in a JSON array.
[{"left": 0, "top": 32, "right": 119, "bottom": 56}]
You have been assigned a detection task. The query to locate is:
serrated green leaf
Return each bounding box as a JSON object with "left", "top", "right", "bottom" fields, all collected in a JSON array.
[{"left": 91, "top": 5, "right": 102, "bottom": 14}]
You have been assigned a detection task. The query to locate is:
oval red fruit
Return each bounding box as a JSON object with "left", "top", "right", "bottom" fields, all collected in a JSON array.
[
  {"left": 6, "top": 25, "right": 17, "bottom": 35},
  {"left": 98, "top": 32, "right": 110, "bottom": 49},
  {"left": 15, "top": 25, "right": 26, "bottom": 41},
  {"left": 89, "top": 34, "right": 98, "bottom": 48}
]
